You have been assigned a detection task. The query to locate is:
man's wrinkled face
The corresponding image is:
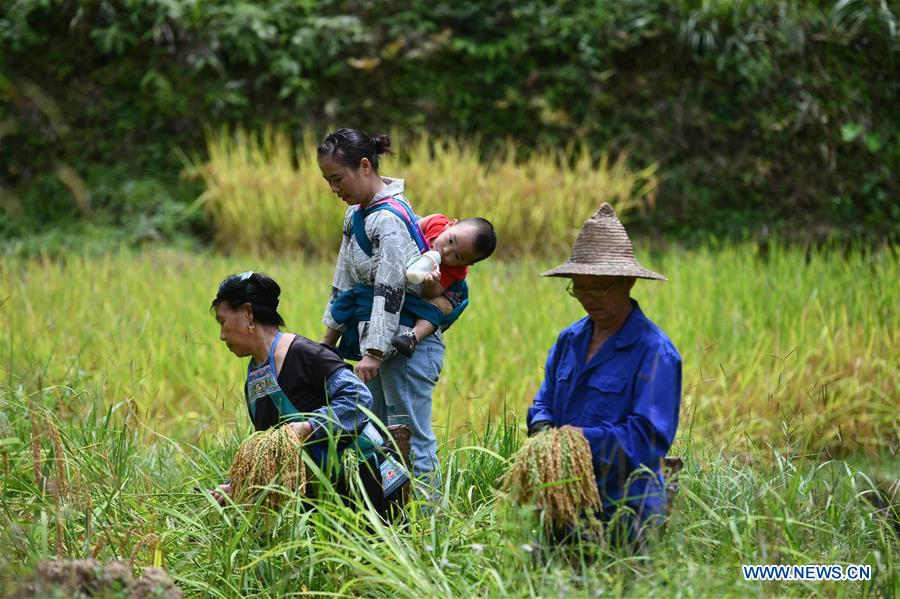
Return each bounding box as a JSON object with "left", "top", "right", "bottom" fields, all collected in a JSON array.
[{"left": 567, "top": 275, "right": 634, "bottom": 323}]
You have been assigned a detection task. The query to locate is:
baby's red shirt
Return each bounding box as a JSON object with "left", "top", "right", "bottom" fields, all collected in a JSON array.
[{"left": 418, "top": 214, "right": 469, "bottom": 289}]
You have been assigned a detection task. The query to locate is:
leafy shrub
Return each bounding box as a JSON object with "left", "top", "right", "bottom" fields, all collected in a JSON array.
[{"left": 1, "top": 0, "right": 897, "bottom": 242}]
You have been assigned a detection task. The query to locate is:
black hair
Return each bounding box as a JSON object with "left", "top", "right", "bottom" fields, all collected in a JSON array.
[
  {"left": 317, "top": 128, "right": 392, "bottom": 171},
  {"left": 210, "top": 271, "right": 285, "bottom": 327},
  {"left": 458, "top": 217, "right": 498, "bottom": 263}
]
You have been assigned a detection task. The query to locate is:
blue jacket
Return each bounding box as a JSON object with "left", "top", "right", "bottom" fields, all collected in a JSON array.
[{"left": 527, "top": 300, "right": 681, "bottom": 518}]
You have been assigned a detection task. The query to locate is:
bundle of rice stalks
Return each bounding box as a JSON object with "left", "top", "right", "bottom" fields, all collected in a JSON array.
[
  {"left": 227, "top": 425, "right": 306, "bottom": 510},
  {"left": 501, "top": 426, "right": 601, "bottom": 531}
]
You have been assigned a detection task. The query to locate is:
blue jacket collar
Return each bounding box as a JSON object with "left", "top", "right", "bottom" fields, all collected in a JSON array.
[
  {"left": 569, "top": 299, "right": 646, "bottom": 352},
  {"left": 613, "top": 299, "right": 646, "bottom": 349}
]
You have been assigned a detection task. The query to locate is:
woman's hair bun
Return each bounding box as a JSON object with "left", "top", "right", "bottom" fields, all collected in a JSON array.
[
  {"left": 372, "top": 133, "right": 391, "bottom": 155},
  {"left": 318, "top": 128, "right": 392, "bottom": 170},
  {"left": 211, "top": 271, "right": 285, "bottom": 327}
]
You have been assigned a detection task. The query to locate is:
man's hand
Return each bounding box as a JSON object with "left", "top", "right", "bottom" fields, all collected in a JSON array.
[
  {"left": 528, "top": 420, "right": 553, "bottom": 437},
  {"left": 355, "top": 354, "right": 381, "bottom": 383}
]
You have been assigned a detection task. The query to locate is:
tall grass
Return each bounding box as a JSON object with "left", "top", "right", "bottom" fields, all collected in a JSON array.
[
  {"left": 1, "top": 245, "right": 894, "bottom": 455},
  {"left": 0, "top": 245, "right": 897, "bottom": 595},
  {"left": 186, "top": 129, "right": 657, "bottom": 256},
  {"left": 0, "top": 389, "right": 895, "bottom": 597}
]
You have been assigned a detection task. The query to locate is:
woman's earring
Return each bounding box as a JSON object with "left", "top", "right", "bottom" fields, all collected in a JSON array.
[{"left": 248, "top": 322, "right": 255, "bottom": 331}]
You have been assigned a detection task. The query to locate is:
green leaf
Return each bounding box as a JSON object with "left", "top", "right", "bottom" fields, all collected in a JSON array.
[
  {"left": 840, "top": 122, "right": 864, "bottom": 142},
  {"left": 863, "top": 133, "right": 882, "bottom": 153}
]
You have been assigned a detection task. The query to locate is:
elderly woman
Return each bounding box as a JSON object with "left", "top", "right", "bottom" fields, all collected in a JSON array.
[
  {"left": 527, "top": 203, "right": 682, "bottom": 543},
  {"left": 209, "top": 271, "right": 407, "bottom": 514}
]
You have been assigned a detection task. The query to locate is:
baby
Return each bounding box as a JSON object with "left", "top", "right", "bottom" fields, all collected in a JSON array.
[{"left": 391, "top": 215, "right": 497, "bottom": 357}]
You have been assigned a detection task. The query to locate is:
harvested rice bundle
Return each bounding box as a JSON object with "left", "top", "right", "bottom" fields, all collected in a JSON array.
[
  {"left": 501, "top": 426, "right": 601, "bottom": 531},
  {"left": 228, "top": 424, "right": 306, "bottom": 509}
]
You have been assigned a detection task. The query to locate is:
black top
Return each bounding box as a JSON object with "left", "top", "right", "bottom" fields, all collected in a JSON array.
[{"left": 245, "top": 335, "right": 350, "bottom": 431}]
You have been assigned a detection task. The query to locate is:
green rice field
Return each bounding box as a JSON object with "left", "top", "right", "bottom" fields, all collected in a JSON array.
[{"left": 0, "top": 244, "right": 897, "bottom": 597}]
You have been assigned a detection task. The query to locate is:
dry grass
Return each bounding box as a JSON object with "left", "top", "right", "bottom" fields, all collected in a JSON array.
[{"left": 185, "top": 129, "right": 657, "bottom": 257}]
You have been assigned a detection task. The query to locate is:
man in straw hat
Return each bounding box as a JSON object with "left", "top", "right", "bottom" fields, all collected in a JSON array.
[{"left": 527, "top": 203, "right": 682, "bottom": 548}]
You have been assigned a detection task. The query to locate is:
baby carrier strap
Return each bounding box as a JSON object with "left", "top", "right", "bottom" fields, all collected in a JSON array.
[{"left": 351, "top": 197, "right": 429, "bottom": 256}]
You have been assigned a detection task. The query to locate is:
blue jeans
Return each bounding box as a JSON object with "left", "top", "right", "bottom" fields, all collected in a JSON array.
[{"left": 367, "top": 331, "right": 444, "bottom": 491}]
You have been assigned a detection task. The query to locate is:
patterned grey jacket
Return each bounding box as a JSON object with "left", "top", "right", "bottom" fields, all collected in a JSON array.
[{"left": 322, "top": 178, "right": 426, "bottom": 356}]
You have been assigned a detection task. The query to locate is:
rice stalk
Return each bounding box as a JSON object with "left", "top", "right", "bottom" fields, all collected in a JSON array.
[
  {"left": 188, "top": 129, "right": 657, "bottom": 257},
  {"left": 130, "top": 532, "right": 160, "bottom": 563},
  {"left": 340, "top": 447, "right": 362, "bottom": 503},
  {"left": 28, "top": 407, "right": 45, "bottom": 493},
  {"left": 501, "top": 426, "right": 601, "bottom": 532},
  {"left": 43, "top": 415, "right": 68, "bottom": 501},
  {"left": 228, "top": 425, "right": 306, "bottom": 510}
]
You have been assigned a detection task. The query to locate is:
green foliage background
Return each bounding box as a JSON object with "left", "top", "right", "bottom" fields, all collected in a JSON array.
[{"left": 1, "top": 0, "right": 897, "bottom": 245}]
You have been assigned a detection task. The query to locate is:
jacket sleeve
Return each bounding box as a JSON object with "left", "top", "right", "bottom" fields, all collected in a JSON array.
[
  {"left": 360, "top": 211, "right": 421, "bottom": 355},
  {"left": 581, "top": 348, "right": 682, "bottom": 474},
  {"left": 323, "top": 209, "right": 355, "bottom": 332},
  {"left": 526, "top": 337, "right": 561, "bottom": 430},
  {"left": 308, "top": 368, "right": 373, "bottom": 439}
]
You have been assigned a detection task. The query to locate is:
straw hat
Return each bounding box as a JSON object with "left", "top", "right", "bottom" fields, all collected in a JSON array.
[{"left": 541, "top": 203, "right": 666, "bottom": 280}]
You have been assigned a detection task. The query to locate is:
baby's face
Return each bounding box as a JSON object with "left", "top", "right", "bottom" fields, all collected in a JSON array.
[{"left": 432, "top": 222, "right": 479, "bottom": 266}]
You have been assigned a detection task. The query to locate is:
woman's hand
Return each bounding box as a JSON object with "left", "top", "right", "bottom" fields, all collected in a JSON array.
[
  {"left": 210, "top": 482, "right": 231, "bottom": 505},
  {"left": 287, "top": 420, "right": 314, "bottom": 441},
  {"left": 355, "top": 354, "right": 381, "bottom": 383}
]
